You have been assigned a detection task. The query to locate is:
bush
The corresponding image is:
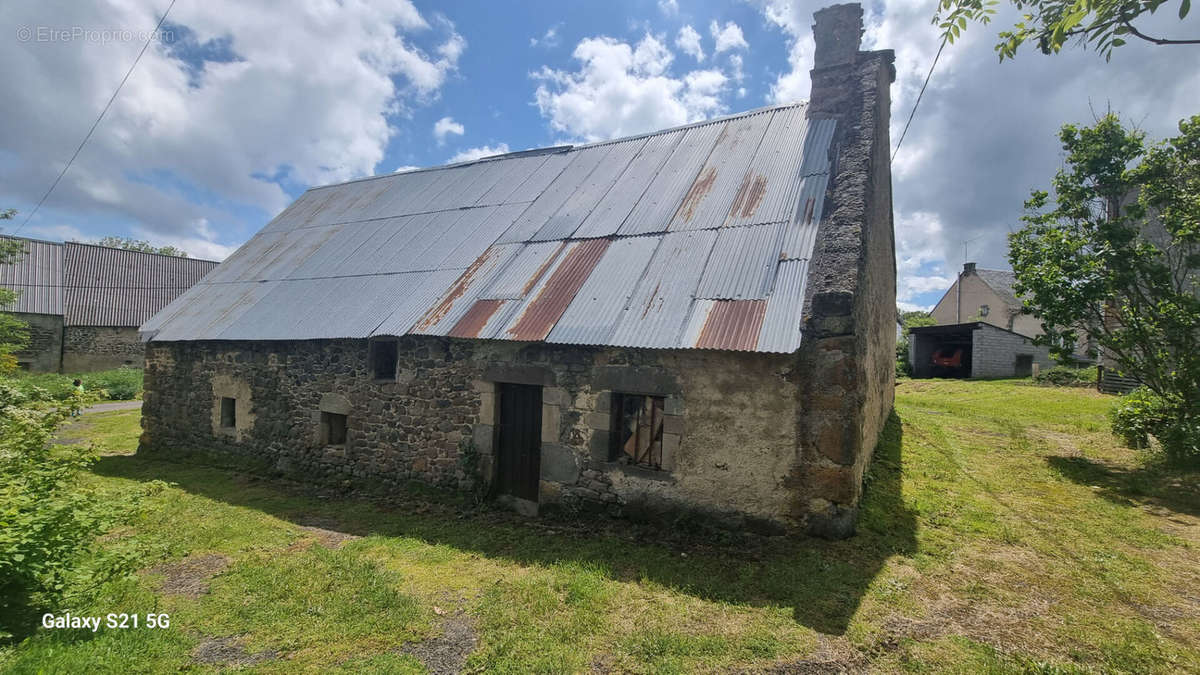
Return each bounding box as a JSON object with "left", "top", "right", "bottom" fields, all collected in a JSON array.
[
  {"left": 0, "top": 382, "right": 153, "bottom": 640},
  {"left": 1034, "top": 365, "right": 1098, "bottom": 387},
  {"left": 0, "top": 368, "right": 143, "bottom": 402},
  {"left": 1110, "top": 387, "right": 1200, "bottom": 465}
]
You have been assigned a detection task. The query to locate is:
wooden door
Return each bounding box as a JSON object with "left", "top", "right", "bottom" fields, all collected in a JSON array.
[{"left": 496, "top": 383, "right": 542, "bottom": 501}]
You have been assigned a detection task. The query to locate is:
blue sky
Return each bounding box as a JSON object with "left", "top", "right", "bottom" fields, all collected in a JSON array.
[{"left": 2, "top": 0, "right": 1197, "bottom": 311}]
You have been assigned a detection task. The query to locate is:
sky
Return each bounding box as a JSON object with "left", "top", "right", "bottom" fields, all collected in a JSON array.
[{"left": 1, "top": 0, "right": 1197, "bottom": 311}]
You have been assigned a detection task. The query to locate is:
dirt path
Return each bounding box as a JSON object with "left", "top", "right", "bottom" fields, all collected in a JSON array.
[{"left": 84, "top": 400, "right": 142, "bottom": 413}]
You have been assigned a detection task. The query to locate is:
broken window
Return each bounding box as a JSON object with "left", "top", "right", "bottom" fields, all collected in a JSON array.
[
  {"left": 220, "top": 397, "right": 236, "bottom": 429},
  {"left": 369, "top": 339, "right": 399, "bottom": 381},
  {"left": 610, "top": 393, "right": 665, "bottom": 470},
  {"left": 321, "top": 412, "right": 348, "bottom": 446}
]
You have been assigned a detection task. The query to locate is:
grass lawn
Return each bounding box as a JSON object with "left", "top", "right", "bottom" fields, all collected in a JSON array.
[{"left": 1, "top": 380, "right": 1197, "bottom": 673}]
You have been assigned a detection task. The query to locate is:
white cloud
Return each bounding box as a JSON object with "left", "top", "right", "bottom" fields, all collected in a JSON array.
[
  {"left": 133, "top": 219, "right": 238, "bottom": 260},
  {"left": 532, "top": 34, "right": 730, "bottom": 141},
  {"left": 709, "top": 20, "right": 748, "bottom": 54},
  {"left": 530, "top": 25, "right": 561, "bottom": 48},
  {"left": 394, "top": 165, "right": 421, "bottom": 173},
  {"left": 0, "top": 0, "right": 464, "bottom": 249},
  {"left": 23, "top": 223, "right": 88, "bottom": 242},
  {"left": 895, "top": 210, "right": 953, "bottom": 307},
  {"left": 658, "top": 0, "right": 679, "bottom": 16},
  {"left": 675, "top": 25, "right": 704, "bottom": 61},
  {"left": 448, "top": 143, "right": 510, "bottom": 163},
  {"left": 728, "top": 53, "right": 744, "bottom": 81},
  {"left": 433, "top": 116, "right": 465, "bottom": 144}
]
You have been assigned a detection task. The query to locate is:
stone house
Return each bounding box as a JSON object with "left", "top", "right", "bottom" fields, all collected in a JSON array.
[
  {"left": 139, "top": 3, "right": 896, "bottom": 538},
  {"left": 930, "top": 262, "right": 1043, "bottom": 338},
  {"left": 0, "top": 236, "right": 217, "bottom": 372}
]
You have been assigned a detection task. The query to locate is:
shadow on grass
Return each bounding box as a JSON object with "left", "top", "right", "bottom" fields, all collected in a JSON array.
[
  {"left": 1047, "top": 455, "right": 1200, "bottom": 518},
  {"left": 92, "top": 411, "right": 916, "bottom": 636}
]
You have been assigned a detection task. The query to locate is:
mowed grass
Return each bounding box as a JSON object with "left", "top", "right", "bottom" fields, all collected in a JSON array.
[{"left": 1, "top": 380, "right": 1197, "bottom": 673}]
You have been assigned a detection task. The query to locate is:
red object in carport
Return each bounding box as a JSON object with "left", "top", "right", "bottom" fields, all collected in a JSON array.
[{"left": 932, "top": 348, "right": 963, "bottom": 367}]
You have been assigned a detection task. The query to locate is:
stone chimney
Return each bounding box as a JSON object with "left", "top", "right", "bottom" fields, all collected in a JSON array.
[
  {"left": 963, "top": 262, "right": 976, "bottom": 275},
  {"left": 813, "top": 3, "right": 863, "bottom": 70}
]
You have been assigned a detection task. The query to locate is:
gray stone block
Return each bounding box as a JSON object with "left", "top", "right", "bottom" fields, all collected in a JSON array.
[{"left": 540, "top": 443, "right": 580, "bottom": 484}]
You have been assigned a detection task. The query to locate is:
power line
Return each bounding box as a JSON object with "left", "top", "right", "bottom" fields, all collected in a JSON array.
[
  {"left": 13, "top": 0, "right": 178, "bottom": 234},
  {"left": 892, "top": 36, "right": 947, "bottom": 163}
]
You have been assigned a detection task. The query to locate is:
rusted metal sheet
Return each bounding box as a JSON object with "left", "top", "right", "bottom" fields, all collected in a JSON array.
[
  {"left": 694, "top": 222, "right": 784, "bottom": 300},
  {"left": 447, "top": 299, "right": 506, "bottom": 338},
  {"left": 723, "top": 106, "right": 811, "bottom": 228},
  {"left": 529, "top": 137, "right": 646, "bottom": 241},
  {"left": 609, "top": 229, "right": 718, "bottom": 348},
  {"left": 410, "top": 244, "right": 521, "bottom": 335},
  {"left": 690, "top": 299, "right": 767, "bottom": 351},
  {"left": 547, "top": 234, "right": 659, "bottom": 345},
  {"left": 668, "top": 110, "right": 773, "bottom": 231},
  {"left": 0, "top": 236, "right": 63, "bottom": 315},
  {"left": 441, "top": 204, "right": 532, "bottom": 269},
  {"left": 503, "top": 238, "right": 610, "bottom": 341},
  {"left": 480, "top": 241, "right": 564, "bottom": 300},
  {"left": 618, "top": 121, "right": 725, "bottom": 236},
  {"left": 757, "top": 259, "right": 808, "bottom": 353},
  {"left": 371, "top": 268, "right": 473, "bottom": 336},
  {"left": 780, "top": 173, "right": 826, "bottom": 261},
  {"left": 573, "top": 130, "right": 685, "bottom": 239}
]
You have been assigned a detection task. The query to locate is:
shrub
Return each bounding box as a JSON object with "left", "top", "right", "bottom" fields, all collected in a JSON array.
[
  {"left": 0, "top": 382, "right": 153, "bottom": 639},
  {"left": 1034, "top": 365, "right": 1098, "bottom": 387},
  {"left": 1109, "top": 387, "right": 1200, "bottom": 465},
  {"left": 82, "top": 368, "right": 143, "bottom": 400}
]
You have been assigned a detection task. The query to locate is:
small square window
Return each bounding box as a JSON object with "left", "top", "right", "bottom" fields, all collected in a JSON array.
[
  {"left": 369, "top": 340, "right": 399, "bottom": 381},
  {"left": 220, "top": 397, "right": 236, "bottom": 429},
  {"left": 321, "top": 411, "right": 348, "bottom": 446},
  {"left": 610, "top": 393, "right": 665, "bottom": 470}
]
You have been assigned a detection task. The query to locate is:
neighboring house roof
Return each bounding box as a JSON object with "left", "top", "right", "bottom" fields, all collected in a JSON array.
[
  {"left": 975, "top": 268, "right": 1021, "bottom": 308},
  {"left": 0, "top": 236, "right": 63, "bottom": 315},
  {"left": 63, "top": 243, "right": 219, "bottom": 327},
  {"left": 0, "top": 236, "right": 218, "bottom": 326},
  {"left": 143, "top": 102, "right": 838, "bottom": 353}
]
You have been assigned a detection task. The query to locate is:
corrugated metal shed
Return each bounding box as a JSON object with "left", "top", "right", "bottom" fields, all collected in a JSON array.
[
  {"left": 0, "top": 236, "right": 63, "bottom": 315},
  {"left": 144, "top": 102, "right": 837, "bottom": 353},
  {"left": 63, "top": 243, "right": 218, "bottom": 326}
]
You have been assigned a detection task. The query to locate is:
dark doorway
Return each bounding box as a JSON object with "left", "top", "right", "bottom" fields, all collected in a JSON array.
[
  {"left": 496, "top": 383, "right": 542, "bottom": 502},
  {"left": 1015, "top": 354, "right": 1034, "bottom": 377}
]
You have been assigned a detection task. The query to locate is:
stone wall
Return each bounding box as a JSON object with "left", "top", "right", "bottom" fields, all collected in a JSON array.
[
  {"left": 62, "top": 326, "right": 145, "bottom": 371},
  {"left": 10, "top": 312, "right": 63, "bottom": 372},
  {"left": 970, "top": 324, "right": 1053, "bottom": 378},
  {"left": 140, "top": 336, "right": 830, "bottom": 533},
  {"left": 794, "top": 3, "right": 896, "bottom": 538}
]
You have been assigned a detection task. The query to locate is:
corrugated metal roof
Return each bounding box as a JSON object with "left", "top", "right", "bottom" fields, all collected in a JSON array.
[
  {"left": 60, "top": 243, "right": 217, "bottom": 327},
  {"left": 694, "top": 222, "right": 784, "bottom": 300},
  {"left": 145, "top": 102, "right": 838, "bottom": 353},
  {"left": 0, "top": 236, "right": 63, "bottom": 315}
]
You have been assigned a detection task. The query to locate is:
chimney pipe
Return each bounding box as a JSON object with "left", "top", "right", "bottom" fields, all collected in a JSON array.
[{"left": 812, "top": 4, "right": 864, "bottom": 70}]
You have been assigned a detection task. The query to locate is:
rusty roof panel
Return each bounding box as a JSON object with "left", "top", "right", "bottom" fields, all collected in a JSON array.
[
  {"left": 149, "top": 280, "right": 279, "bottom": 341},
  {"left": 723, "top": 106, "right": 811, "bottom": 228},
  {"left": 694, "top": 222, "right": 784, "bottom": 300},
  {"left": 529, "top": 137, "right": 646, "bottom": 241},
  {"left": 618, "top": 121, "right": 725, "bottom": 236},
  {"left": 502, "top": 238, "right": 610, "bottom": 341},
  {"left": 757, "top": 259, "right": 808, "bottom": 353},
  {"left": 0, "top": 236, "right": 62, "bottom": 315},
  {"left": 409, "top": 244, "right": 522, "bottom": 336},
  {"left": 547, "top": 234, "right": 660, "bottom": 345},
  {"left": 447, "top": 299, "right": 506, "bottom": 339},
  {"left": 480, "top": 241, "right": 564, "bottom": 300},
  {"left": 689, "top": 299, "right": 767, "bottom": 350},
  {"left": 668, "top": 110, "right": 774, "bottom": 231},
  {"left": 371, "top": 268, "right": 473, "bottom": 337},
  {"left": 609, "top": 229, "right": 718, "bottom": 348},
  {"left": 497, "top": 145, "right": 614, "bottom": 244},
  {"left": 441, "top": 203, "right": 532, "bottom": 269},
  {"left": 780, "top": 173, "right": 826, "bottom": 261},
  {"left": 573, "top": 130, "right": 686, "bottom": 239}
]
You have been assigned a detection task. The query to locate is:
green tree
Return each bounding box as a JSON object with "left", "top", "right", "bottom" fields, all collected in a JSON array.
[
  {"left": 935, "top": 0, "right": 1199, "bottom": 60},
  {"left": 0, "top": 210, "right": 30, "bottom": 373},
  {"left": 896, "top": 310, "right": 938, "bottom": 376},
  {"left": 92, "top": 236, "right": 188, "bottom": 258},
  {"left": 1008, "top": 114, "right": 1200, "bottom": 463}
]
